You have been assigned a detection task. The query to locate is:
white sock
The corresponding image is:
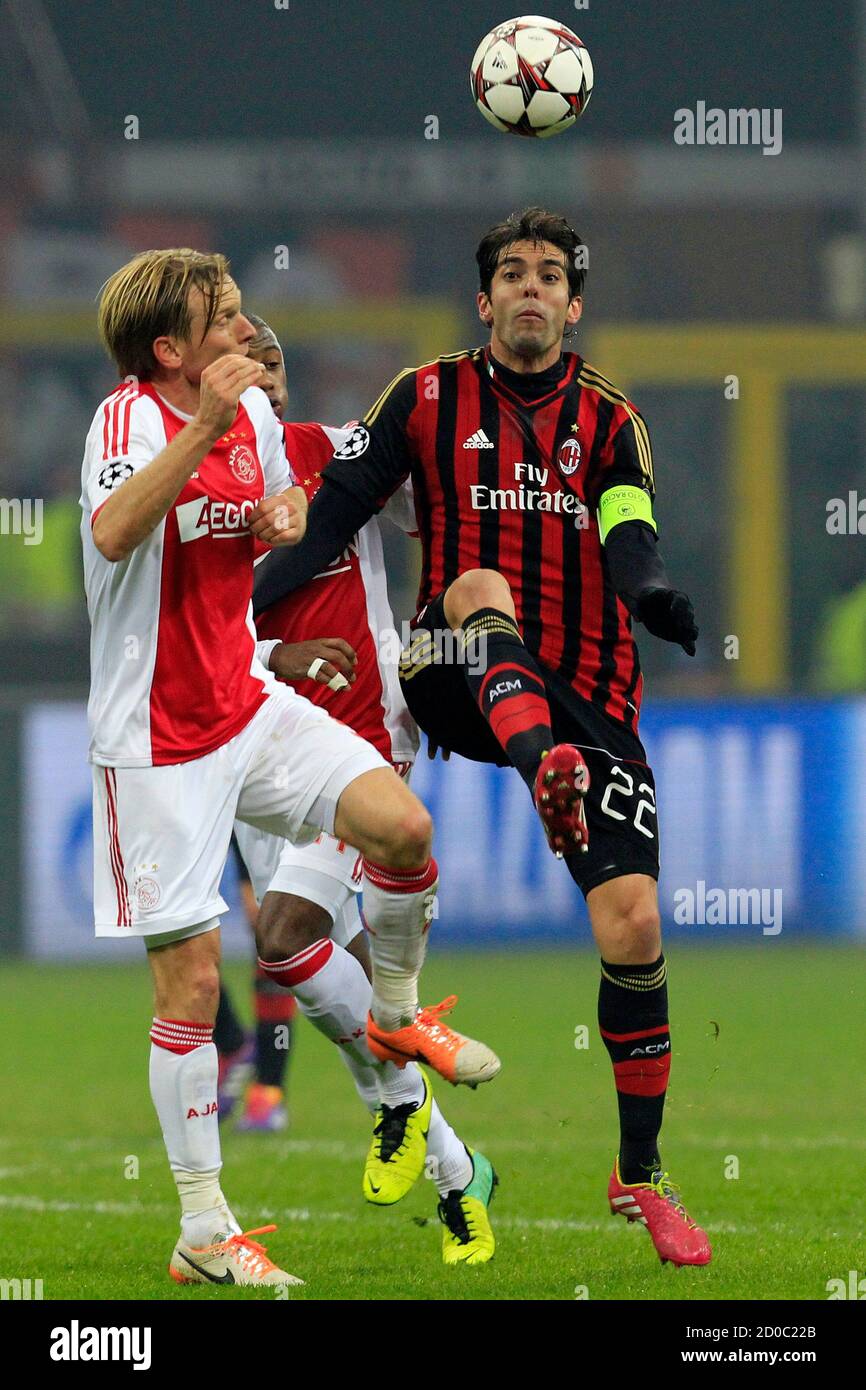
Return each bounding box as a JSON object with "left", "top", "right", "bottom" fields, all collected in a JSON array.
[
  {"left": 428, "top": 1103, "right": 473, "bottom": 1196},
  {"left": 362, "top": 857, "right": 439, "bottom": 1030},
  {"left": 318, "top": 1015, "right": 428, "bottom": 1110},
  {"left": 259, "top": 932, "right": 466, "bottom": 1137},
  {"left": 149, "top": 1018, "right": 239, "bottom": 1245},
  {"left": 377, "top": 1059, "right": 426, "bottom": 1108},
  {"left": 260, "top": 938, "right": 382, "bottom": 1067},
  {"left": 266, "top": 934, "right": 472, "bottom": 1194},
  {"left": 336, "top": 1049, "right": 381, "bottom": 1115},
  {"left": 266, "top": 938, "right": 428, "bottom": 1107},
  {"left": 175, "top": 1169, "right": 240, "bottom": 1247}
]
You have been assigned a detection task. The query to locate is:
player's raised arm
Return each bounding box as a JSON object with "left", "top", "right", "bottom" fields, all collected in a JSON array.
[
  {"left": 92, "top": 353, "right": 266, "bottom": 562},
  {"left": 591, "top": 405, "right": 698, "bottom": 656},
  {"left": 253, "top": 370, "right": 418, "bottom": 613}
]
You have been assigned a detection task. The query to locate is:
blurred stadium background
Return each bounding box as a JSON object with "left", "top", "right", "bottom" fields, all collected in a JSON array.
[{"left": 1, "top": 0, "right": 865, "bottom": 958}]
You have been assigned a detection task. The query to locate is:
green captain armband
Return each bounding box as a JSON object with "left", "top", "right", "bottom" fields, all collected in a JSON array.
[{"left": 597, "top": 485, "right": 656, "bottom": 544}]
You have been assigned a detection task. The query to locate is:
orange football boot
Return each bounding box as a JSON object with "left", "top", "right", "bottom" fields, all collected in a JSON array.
[
  {"left": 366, "top": 995, "right": 500, "bottom": 1088},
  {"left": 169, "top": 1225, "right": 303, "bottom": 1287}
]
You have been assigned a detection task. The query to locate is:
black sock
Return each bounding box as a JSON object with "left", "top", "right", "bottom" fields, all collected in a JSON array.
[
  {"left": 253, "top": 967, "right": 295, "bottom": 1089},
  {"left": 213, "top": 983, "right": 245, "bottom": 1056},
  {"left": 255, "top": 1019, "right": 293, "bottom": 1087},
  {"left": 598, "top": 955, "right": 670, "bottom": 1185},
  {"left": 461, "top": 607, "right": 553, "bottom": 788}
]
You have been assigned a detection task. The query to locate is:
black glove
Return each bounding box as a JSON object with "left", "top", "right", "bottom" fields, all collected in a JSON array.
[{"left": 636, "top": 587, "right": 698, "bottom": 656}]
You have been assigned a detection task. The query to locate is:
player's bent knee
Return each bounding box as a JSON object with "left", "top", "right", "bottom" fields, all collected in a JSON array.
[
  {"left": 444, "top": 567, "right": 515, "bottom": 626},
  {"left": 256, "top": 893, "right": 333, "bottom": 962},
  {"left": 377, "top": 801, "right": 433, "bottom": 866},
  {"left": 334, "top": 771, "right": 432, "bottom": 866},
  {"left": 606, "top": 903, "right": 662, "bottom": 963}
]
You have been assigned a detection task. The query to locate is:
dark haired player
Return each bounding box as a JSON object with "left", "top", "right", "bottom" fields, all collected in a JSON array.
[{"left": 253, "top": 209, "right": 708, "bottom": 1268}]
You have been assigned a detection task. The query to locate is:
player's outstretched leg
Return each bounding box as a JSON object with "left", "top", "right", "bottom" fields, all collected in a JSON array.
[
  {"left": 338, "top": 1000, "right": 488, "bottom": 1254},
  {"left": 341, "top": 910, "right": 478, "bottom": 1210},
  {"left": 257, "top": 892, "right": 488, "bottom": 1209},
  {"left": 335, "top": 928, "right": 492, "bottom": 1237},
  {"left": 333, "top": 768, "right": 500, "bottom": 1087},
  {"left": 147, "top": 929, "right": 301, "bottom": 1287},
  {"left": 589, "top": 874, "right": 711, "bottom": 1268},
  {"left": 444, "top": 569, "right": 589, "bottom": 856},
  {"left": 259, "top": 920, "right": 437, "bottom": 1195},
  {"left": 258, "top": 891, "right": 438, "bottom": 1199}
]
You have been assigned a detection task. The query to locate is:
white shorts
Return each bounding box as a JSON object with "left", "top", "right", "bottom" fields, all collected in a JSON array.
[
  {"left": 232, "top": 821, "right": 365, "bottom": 948},
  {"left": 92, "top": 686, "right": 386, "bottom": 938}
]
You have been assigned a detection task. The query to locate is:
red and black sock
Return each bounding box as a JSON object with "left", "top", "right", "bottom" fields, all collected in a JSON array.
[
  {"left": 461, "top": 607, "right": 553, "bottom": 788},
  {"left": 253, "top": 964, "right": 297, "bottom": 1089},
  {"left": 213, "top": 982, "right": 245, "bottom": 1057},
  {"left": 598, "top": 955, "right": 670, "bottom": 1185}
]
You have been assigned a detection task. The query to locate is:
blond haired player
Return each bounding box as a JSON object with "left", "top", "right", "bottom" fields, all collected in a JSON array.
[{"left": 81, "top": 250, "right": 499, "bottom": 1288}]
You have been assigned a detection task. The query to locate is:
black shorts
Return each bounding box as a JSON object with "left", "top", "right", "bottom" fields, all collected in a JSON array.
[{"left": 399, "top": 592, "right": 660, "bottom": 897}]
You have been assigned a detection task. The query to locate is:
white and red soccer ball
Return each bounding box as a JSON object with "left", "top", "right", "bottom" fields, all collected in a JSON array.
[{"left": 470, "top": 15, "right": 593, "bottom": 138}]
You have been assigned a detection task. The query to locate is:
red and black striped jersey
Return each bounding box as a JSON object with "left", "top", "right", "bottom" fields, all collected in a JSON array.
[{"left": 306, "top": 347, "right": 655, "bottom": 733}]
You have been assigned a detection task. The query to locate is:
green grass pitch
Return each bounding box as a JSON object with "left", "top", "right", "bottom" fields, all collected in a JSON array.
[{"left": 0, "top": 944, "right": 861, "bottom": 1301}]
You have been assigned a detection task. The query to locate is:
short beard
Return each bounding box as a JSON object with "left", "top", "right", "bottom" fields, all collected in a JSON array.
[{"left": 507, "top": 327, "right": 559, "bottom": 360}]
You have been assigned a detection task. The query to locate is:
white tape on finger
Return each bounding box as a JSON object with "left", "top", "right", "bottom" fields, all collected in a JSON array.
[{"left": 307, "top": 657, "right": 349, "bottom": 692}]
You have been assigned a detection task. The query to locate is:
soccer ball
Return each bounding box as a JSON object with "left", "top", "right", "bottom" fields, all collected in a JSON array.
[{"left": 470, "top": 15, "right": 593, "bottom": 138}]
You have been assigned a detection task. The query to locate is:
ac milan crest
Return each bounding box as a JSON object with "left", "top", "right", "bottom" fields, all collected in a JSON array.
[{"left": 557, "top": 437, "right": 582, "bottom": 476}]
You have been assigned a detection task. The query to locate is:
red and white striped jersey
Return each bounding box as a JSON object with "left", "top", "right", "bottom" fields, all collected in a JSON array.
[
  {"left": 254, "top": 421, "right": 418, "bottom": 766},
  {"left": 80, "top": 379, "right": 292, "bottom": 767}
]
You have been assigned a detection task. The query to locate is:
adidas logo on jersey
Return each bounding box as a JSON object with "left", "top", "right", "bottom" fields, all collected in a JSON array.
[{"left": 462, "top": 429, "right": 494, "bottom": 449}]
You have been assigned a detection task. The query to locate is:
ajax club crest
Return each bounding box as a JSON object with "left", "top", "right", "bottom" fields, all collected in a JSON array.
[
  {"left": 557, "top": 437, "right": 582, "bottom": 476},
  {"left": 228, "top": 444, "right": 258, "bottom": 485}
]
